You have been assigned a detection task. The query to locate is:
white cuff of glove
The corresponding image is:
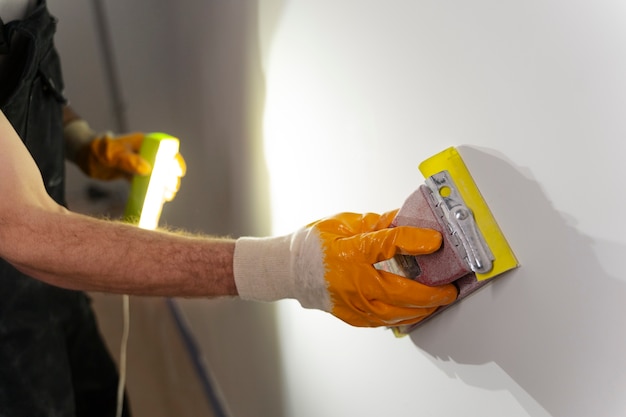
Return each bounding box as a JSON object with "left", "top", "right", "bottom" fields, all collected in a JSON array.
[
  {"left": 233, "top": 232, "right": 331, "bottom": 311},
  {"left": 63, "top": 119, "right": 96, "bottom": 161},
  {"left": 233, "top": 235, "right": 295, "bottom": 302}
]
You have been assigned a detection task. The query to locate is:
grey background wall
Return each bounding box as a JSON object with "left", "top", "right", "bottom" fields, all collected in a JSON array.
[
  {"left": 50, "top": 1, "right": 278, "bottom": 416},
  {"left": 48, "top": 1, "right": 626, "bottom": 416}
]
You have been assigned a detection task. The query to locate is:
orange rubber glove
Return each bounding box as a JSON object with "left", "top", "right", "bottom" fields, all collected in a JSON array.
[
  {"left": 234, "top": 211, "right": 458, "bottom": 327},
  {"left": 76, "top": 132, "right": 152, "bottom": 180},
  {"left": 64, "top": 119, "right": 186, "bottom": 197}
]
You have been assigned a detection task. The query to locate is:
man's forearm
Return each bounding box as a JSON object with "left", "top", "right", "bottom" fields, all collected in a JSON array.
[
  {"left": 5, "top": 207, "right": 238, "bottom": 297},
  {"left": 1, "top": 109, "right": 237, "bottom": 297}
]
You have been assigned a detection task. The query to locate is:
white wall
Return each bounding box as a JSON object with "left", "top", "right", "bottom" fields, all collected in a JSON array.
[
  {"left": 49, "top": 0, "right": 626, "bottom": 416},
  {"left": 259, "top": 1, "right": 626, "bottom": 417}
]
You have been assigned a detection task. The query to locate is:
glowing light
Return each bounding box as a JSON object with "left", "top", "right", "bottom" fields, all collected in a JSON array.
[
  {"left": 136, "top": 139, "right": 180, "bottom": 230},
  {"left": 125, "top": 134, "right": 181, "bottom": 230}
]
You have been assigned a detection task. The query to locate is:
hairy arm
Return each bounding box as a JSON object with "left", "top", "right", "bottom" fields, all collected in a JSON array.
[{"left": 0, "top": 110, "right": 237, "bottom": 297}]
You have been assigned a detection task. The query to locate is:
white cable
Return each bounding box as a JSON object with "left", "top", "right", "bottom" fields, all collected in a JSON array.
[
  {"left": 115, "top": 294, "right": 130, "bottom": 417},
  {"left": 113, "top": 135, "right": 179, "bottom": 416}
]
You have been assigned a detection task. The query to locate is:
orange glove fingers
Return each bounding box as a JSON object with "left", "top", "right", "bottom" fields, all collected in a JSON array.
[
  {"left": 331, "top": 280, "right": 442, "bottom": 327},
  {"left": 335, "top": 301, "right": 439, "bottom": 327},
  {"left": 111, "top": 152, "right": 151, "bottom": 177},
  {"left": 311, "top": 210, "right": 398, "bottom": 236},
  {"left": 333, "top": 226, "right": 442, "bottom": 264},
  {"left": 79, "top": 134, "right": 150, "bottom": 180},
  {"left": 100, "top": 133, "right": 151, "bottom": 176},
  {"left": 175, "top": 152, "right": 187, "bottom": 176},
  {"left": 374, "top": 270, "right": 458, "bottom": 307},
  {"left": 328, "top": 269, "right": 456, "bottom": 326},
  {"left": 117, "top": 132, "right": 144, "bottom": 152},
  {"left": 365, "top": 302, "right": 439, "bottom": 327}
]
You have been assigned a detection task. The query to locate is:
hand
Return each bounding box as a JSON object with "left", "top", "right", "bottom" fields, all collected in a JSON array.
[
  {"left": 64, "top": 115, "right": 186, "bottom": 184},
  {"left": 234, "top": 211, "right": 458, "bottom": 327},
  {"left": 79, "top": 133, "right": 187, "bottom": 201},
  {"left": 76, "top": 132, "right": 152, "bottom": 180},
  {"left": 162, "top": 152, "right": 187, "bottom": 202}
]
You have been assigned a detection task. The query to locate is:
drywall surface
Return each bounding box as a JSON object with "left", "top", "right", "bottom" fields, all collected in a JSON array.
[{"left": 260, "top": 1, "right": 626, "bottom": 416}]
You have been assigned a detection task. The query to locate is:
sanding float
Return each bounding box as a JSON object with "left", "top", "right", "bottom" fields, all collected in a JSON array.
[{"left": 377, "top": 147, "right": 519, "bottom": 336}]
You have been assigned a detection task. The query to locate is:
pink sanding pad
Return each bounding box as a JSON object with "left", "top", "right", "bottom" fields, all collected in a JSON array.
[
  {"left": 392, "top": 185, "right": 470, "bottom": 286},
  {"left": 389, "top": 185, "right": 491, "bottom": 331}
]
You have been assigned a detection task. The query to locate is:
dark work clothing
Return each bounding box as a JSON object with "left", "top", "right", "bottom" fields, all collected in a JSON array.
[
  {"left": 0, "top": 2, "right": 130, "bottom": 416},
  {"left": 0, "top": 0, "right": 65, "bottom": 204}
]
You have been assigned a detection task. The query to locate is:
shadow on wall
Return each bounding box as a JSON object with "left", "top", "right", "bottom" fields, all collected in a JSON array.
[{"left": 409, "top": 147, "right": 626, "bottom": 417}]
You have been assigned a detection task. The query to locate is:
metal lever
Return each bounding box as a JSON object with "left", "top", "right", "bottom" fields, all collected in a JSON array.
[{"left": 426, "top": 171, "right": 494, "bottom": 274}]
